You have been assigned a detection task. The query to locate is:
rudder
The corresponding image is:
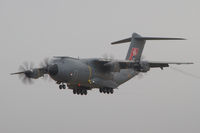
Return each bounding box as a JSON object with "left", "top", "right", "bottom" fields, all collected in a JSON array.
[{"left": 125, "top": 33, "right": 145, "bottom": 61}]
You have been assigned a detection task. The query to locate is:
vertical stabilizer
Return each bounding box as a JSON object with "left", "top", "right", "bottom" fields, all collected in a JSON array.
[
  {"left": 111, "top": 32, "right": 185, "bottom": 61},
  {"left": 125, "top": 33, "right": 145, "bottom": 61}
]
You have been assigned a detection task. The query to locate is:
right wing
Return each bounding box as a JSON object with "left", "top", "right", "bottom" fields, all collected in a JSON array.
[
  {"left": 148, "top": 61, "right": 193, "bottom": 69},
  {"left": 92, "top": 59, "right": 193, "bottom": 72},
  {"left": 92, "top": 59, "right": 135, "bottom": 72}
]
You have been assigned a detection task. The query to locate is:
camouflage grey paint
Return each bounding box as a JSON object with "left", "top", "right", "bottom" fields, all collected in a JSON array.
[
  {"left": 125, "top": 33, "right": 146, "bottom": 61},
  {"left": 11, "top": 32, "right": 192, "bottom": 95},
  {"left": 50, "top": 57, "right": 137, "bottom": 89}
]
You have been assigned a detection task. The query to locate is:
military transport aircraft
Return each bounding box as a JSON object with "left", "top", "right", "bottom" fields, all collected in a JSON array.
[{"left": 11, "top": 33, "right": 193, "bottom": 95}]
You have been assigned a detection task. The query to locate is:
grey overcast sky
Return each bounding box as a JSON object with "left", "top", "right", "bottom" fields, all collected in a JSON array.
[{"left": 0, "top": 0, "right": 200, "bottom": 133}]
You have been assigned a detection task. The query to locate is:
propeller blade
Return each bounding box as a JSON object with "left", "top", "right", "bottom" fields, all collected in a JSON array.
[
  {"left": 40, "top": 58, "right": 50, "bottom": 68},
  {"left": 10, "top": 71, "right": 25, "bottom": 75},
  {"left": 102, "top": 53, "right": 115, "bottom": 60},
  {"left": 11, "top": 62, "right": 35, "bottom": 85}
]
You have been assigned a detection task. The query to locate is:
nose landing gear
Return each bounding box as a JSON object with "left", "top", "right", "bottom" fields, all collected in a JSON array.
[{"left": 57, "top": 82, "right": 66, "bottom": 90}]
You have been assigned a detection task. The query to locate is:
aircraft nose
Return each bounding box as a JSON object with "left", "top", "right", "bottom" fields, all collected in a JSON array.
[{"left": 48, "top": 64, "right": 58, "bottom": 76}]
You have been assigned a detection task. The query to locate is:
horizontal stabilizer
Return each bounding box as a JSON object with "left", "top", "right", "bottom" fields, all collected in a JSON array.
[
  {"left": 111, "top": 37, "right": 186, "bottom": 45},
  {"left": 135, "top": 37, "right": 186, "bottom": 40},
  {"left": 111, "top": 37, "right": 132, "bottom": 44}
]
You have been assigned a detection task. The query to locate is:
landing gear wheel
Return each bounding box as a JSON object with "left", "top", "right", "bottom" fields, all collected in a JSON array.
[
  {"left": 59, "top": 85, "right": 62, "bottom": 89},
  {"left": 99, "top": 88, "right": 102, "bottom": 93},
  {"left": 73, "top": 89, "right": 76, "bottom": 94},
  {"left": 106, "top": 90, "right": 110, "bottom": 94},
  {"left": 110, "top": 89, "right": 114, "bottom": 94},
  {"left": 99, "top": 88, "right": 114, "bottom": 94},
  {"left": 106, "top": 88, "right": 110, "bottom": 94},
  {"left": 102, "top": 88, "right": 106, "bottom": 93},
  {"left": 62, "top": 85, "right": 66, "bottom": 89},
  {"left": 77, "top": 89, "right": 80, "bottom": 95},
  {"left": 58, "top": 82, "right": 66, "bottom": 90},
  {"left": 83, "top": 89, "right": 87, "bottom": 95}
]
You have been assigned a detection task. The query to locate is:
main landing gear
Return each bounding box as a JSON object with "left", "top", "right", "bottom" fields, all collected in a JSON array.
[
  {"left": 73, "top": 88, "right": 88, "bottom": 95},
  {"left": 99, "top": 88, "right": 114, "bottom": 94}
]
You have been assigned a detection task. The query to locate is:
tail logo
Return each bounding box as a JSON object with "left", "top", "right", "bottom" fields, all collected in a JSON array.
[{"left": 129, "top": 48, "right": 138, "bottom": 60}]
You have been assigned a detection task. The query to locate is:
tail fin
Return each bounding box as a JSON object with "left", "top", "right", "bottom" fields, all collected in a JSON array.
[{"left": 111, "top": 33, "right": 185, "bottom": 61}]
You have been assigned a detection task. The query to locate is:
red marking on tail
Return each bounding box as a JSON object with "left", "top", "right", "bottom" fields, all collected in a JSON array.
[{"left": 129, "top": 48, "right": 138, "bottom": 60}]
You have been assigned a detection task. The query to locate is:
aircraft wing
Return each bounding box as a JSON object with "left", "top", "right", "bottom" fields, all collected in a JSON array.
[
  {"left": 148, "top": 61, "right": 193, "bottom": 69},
  {"left": 93, "top": 59, "right": 135, "bottom": 71},
  {"left": 93, "top": 59, "right": 193, "bottom": 71}
]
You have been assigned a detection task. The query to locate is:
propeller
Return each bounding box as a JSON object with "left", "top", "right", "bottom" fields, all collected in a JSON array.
[
  {"left": 102, "top": 53, "right": 115, "bottom": 60},
  {"left": 40, "top": 58, "right": 51, "bottom": 68},
  {"left": 136, "top": 55, "right": 147, "bottom": 79},
  {"left": 39, "top": 58, "right": 53, "bottom": 81},
  {"left": 11, "top": 58, "right": 56, "bottom": 84},
  {"left": 11, "top": 62, "right": 35, "bottom": 84}
]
